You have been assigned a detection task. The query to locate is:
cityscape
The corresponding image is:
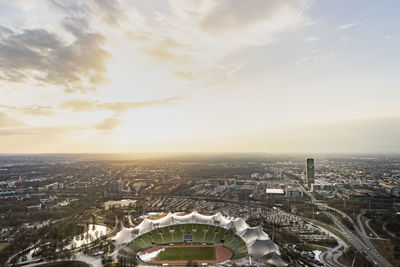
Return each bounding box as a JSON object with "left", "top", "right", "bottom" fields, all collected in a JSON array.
[
  {"left": 1, "top": 0, "right": 400, "bottom": 266},
  {"left": 0, "top": 154, "right": 400, "bottom": 266}
]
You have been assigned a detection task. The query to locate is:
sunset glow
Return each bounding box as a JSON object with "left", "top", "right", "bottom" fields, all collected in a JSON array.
[{"left": 0, "top": 0, "right": 399, "bottom": 153}]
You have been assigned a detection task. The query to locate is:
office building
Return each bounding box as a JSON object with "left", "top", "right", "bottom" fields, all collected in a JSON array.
[
  {"left": 306, "top": 158, "right": 315, "bottom": 188},
  {"left": 110, "top": 181, "right": 124, "bottom": 193}
]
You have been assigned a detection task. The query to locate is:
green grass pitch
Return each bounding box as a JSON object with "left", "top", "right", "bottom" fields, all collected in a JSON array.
[{"left": 155, "top": 247, "right": 216, "bottom": 261}]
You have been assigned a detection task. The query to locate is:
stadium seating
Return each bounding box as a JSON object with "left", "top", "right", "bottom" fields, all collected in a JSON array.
[
  {"left": 213, "top": 228, "right": 228, "bottom": 243},
  {"left": 161, "top": 227, "right": 173, "bottom": 243},
  {"left": 125, "top": 223, "right": 249, "bottom": 260}
]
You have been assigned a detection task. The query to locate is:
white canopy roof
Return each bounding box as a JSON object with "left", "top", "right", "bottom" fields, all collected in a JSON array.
[
  {"left": 265, "top": 252, "right": 288, "bottom": 267},
  {"left": 112, "top": 227, "right": 135, "bottom": 246},
  {"left": 248, "top": 239, "right": 280, "bottom": 258},
  {"left": 229, "top": 218, "right": 250, "bottom": 233},
  {"left": 118, "top": 211, "right": 286, "bottom": 266},
  {"left": 212, "top": 212, "right": 231, "bottom": 228},
  {"left": 239, "top": 225, "right": 270, "bottom": 244}
]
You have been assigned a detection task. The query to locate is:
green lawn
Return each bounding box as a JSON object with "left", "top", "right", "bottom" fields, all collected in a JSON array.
[
  {"left": 155, "top": 247, "right": 216, "bottom": 261},
  {"left": 0, "top": 243, "right": 9, "bottom": 251},
  {"left": 38, "top": 261, "right": 89, "bottom": 267}
]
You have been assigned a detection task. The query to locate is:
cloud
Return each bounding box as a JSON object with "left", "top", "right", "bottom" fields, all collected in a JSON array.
[
  {"left": 60, "top": 100, "right": 94, "bottom": 112},
  {"left": 141, "top": 47, "right": 176, "bottom": 61},
  {"left": 0, "top": 128, "right": 40, "bottom": 136},
  {"left": 0, "top": 112, "right": 26, "bottom": 127},
  {"left": 61, "top": 97, "right": 182, "bottom": 113},
  {"left": 95, "top": 115, "right": 121, "bottom": 130},
  {"left": 174, "top": 71, "right": 196, "bottom": 81},
  {"left": 99, "top": 97, "right": 182, "bottom": 113},
  {"left": 0, "top": 111, "right": 79, "bottom": 138},
  {"left": 52, "top": 0, "right": 126, "bottom": 27},
  {"left": 91, "top": 0, "right": 126, "bottom": 27},
  {"left": 11, "top": 0, "right": 36, "bottom": 12},
  {"left": 62, "top": 97, "right": 183, "bottom": 130},
  {"left": 1, "top": 0, "right": 313, "bottom": 93},
  {"left": 97, "top": 97, "right": 182, "bottom": 130},
  {"left": 140, "top": 46, "right": 192, "bottom": 66},
  {"left": 0, "top": 24, "right": 109, "bottom": 92},
  {"left": 121, "top": 0, "right": 312, "bottom": 84},
  {"left": 227, "top": 63, "right": 247, "bottom": 79},
  {"left": 0, "top": 125, "right": 83, "bottom": 138},
  {"left": 199, "top": 0, "right": 309, "bottom": 34},
  {"left": 0, "top": 0, "right": 117, "bottom": 93},
  {"left": 0, "top": 104, "right": 55, "bottom": 116},
  {"left": 304, "top": 36, "right": 319, "bottom": 42},
  {"left": 338, "top": 23, "right": 357, "bottom": 30},
  {"left": 0, "top": 25, "right": 13, "bottom": 38}
]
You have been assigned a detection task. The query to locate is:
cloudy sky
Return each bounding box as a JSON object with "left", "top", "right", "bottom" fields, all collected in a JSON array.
[{"left": 0, "top": 0, "right": 399, "bottom": 153}]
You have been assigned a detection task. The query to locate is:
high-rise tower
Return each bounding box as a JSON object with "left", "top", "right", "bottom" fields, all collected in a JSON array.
[{"left": 306, "top": 158, "right": 315, "bottom": 188}]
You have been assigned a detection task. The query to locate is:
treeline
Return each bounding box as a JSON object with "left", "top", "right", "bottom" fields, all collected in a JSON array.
[{"left": 0, "top": 190, "right": 102, "bottom": 264}]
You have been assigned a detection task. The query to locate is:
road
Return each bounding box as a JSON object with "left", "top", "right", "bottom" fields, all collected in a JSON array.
[
  {"left": 357, "top": 210, "right": 388, "bottom": 240},
  {"left": 6, "top": 241, "right": 41, "bottom": 267},
  {"left": 300, "top": 184, "right": 392, "bottom": 266},
  {"left": 310, "top": 221, "right": 348, "bottom": 267},
  {"left": 325, "top": 211, "right": 392, "bottom": 267}
]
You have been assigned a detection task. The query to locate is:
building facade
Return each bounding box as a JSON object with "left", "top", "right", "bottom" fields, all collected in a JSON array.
[{"left": 306, "top": 158, "right": 315, "bottom": 188}]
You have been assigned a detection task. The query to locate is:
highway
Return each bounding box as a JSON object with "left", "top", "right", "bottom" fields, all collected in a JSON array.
[
  {"left": 309, "top": 221, "right": 348, "bottom": 267},
  {"left": 325, "top": 211, "right": 391, "bottom": 266},
  {"left": 300, "top": 184, "right": 392, "bottom": 266}
]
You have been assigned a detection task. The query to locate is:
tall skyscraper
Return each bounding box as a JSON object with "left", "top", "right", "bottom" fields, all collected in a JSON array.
[
  {"left": 306, "top": 158, "right": 315, "bottom": 188},
  {"left": 110, "top": 181, "right": 123, "bottom": 193}
]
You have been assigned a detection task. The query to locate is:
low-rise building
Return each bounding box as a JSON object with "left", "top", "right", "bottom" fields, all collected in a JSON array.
[{"left": 27, "top": 204, "right": 42, "bottom": 212}]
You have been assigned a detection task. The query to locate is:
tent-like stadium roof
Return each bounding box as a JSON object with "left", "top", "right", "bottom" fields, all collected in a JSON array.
[
  {"left": 265, "top": 252, "right": 288, "bottom": 267},
  {"left": 239, "top": 225, "right": 270, "bottom": 244},
  {"left": 248, "top": 239, "right": 280, "bottom": 258},
  {"left": 114, "top": 211, "right": 287, "bottom": 266}
]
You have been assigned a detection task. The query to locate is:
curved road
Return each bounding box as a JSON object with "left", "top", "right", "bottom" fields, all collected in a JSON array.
[
  {"left": 299, "top": 184, "right": 392, "bottom": 267},
  {"left": 325, "top": 208, "right": 391, "bottom": 267}
]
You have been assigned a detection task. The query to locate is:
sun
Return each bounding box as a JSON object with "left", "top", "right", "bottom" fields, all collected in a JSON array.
[{"left": 111, "top": 106, "right": 184, "bottom": 144}]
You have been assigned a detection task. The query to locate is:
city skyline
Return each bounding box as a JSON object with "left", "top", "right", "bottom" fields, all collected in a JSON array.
[{"left": 0, "top": 0, "right": 399, "bottom": 153}]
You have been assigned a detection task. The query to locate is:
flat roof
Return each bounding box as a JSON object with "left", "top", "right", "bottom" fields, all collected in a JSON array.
[
  {"left": 316, "top": 179, "right": 332, "bottom": 186},
  {"left": 266, "top": 188, "right": 284, "bottom": 194},
  {"left": 239, "top": 185, "right": 256, "bottom": 189}
]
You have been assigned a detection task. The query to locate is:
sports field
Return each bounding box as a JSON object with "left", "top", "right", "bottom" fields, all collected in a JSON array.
[
  {"left": 155, "top": 246, "right": 216, "bottom": 261},
  {"left": 141, "top": 244, "right": 232, "bottom": 265}
]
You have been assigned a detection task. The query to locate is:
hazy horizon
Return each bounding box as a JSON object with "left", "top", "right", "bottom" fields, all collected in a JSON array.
[{"left": 1, "top": 0, "right": 399, "bottom": 153}]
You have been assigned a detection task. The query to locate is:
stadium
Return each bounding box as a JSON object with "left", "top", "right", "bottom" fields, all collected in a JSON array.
[{"left": 113, "top": 211, "right": 287, "bottom": 266}]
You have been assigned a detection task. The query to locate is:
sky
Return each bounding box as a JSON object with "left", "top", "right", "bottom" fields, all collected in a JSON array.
[{"left": 0, "top": 0, "right": 399, "bottom": 154}]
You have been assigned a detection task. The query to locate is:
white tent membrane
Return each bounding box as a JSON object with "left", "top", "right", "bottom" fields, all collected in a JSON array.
[
  {"left": 265, "top": 252, "right": 288, "bottom": 267},
  {"left": 239, "top": 225, "right": 270, "bottom": 244},
  {"left": 248, "top": 239, "right": 280, "bottom": 258},
  {"left": 138, "top": 218, "right": 154, "bottom": 234},
  {"left": 115, "top": 211, "right": 287, "bottom": 266},
  {"left": 113, "top": 227, "right": 135, "bottom": 246},
  {"left": 213, "top": 212, "right": 232, "bottom": 228},
  {"left": 229, "top": 218, "right": 250, "bottom": 233}
]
